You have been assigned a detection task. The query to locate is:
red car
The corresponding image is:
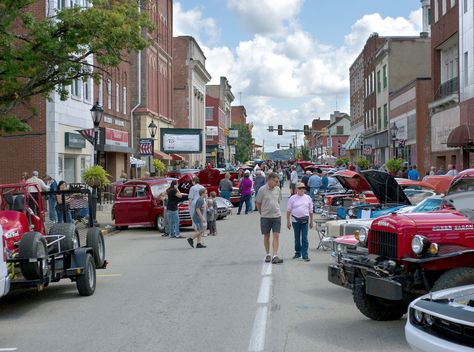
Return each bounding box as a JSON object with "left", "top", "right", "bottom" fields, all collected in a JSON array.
[{"left": 112, "top": 178, "right": 192, "bottom": 232}]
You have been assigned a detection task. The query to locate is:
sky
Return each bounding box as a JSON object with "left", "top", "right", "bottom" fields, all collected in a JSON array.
[{"left": 173, "top": 0, "right": 424, "bottom": 153}]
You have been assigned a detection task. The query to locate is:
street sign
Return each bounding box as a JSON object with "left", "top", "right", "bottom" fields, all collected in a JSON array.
[
  {"left": 206, "top": 126, "right": 218, "bottom": 136},
  {"left": 363, "top": 144, "right": 372, "bottom": 156},
  {"left": 229, "top": 129, "right": 239, "bottom": 138},
  {"left": 139, "top": 138, "right": 154, "bottom": 156},
  {"left": 229, "top": 145, "right": 236, "bottom": 154}
]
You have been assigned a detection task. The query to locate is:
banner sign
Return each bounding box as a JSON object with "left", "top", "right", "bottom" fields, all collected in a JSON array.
[
  {"left": 160, "top": 128, "right": 203, "bottom": 154},
  {"left": 66, "top": 132, "right": 86, "bottom": 149},
  {"left": 229, "top": 129, "right": 239, "bottom": 138},
  {"left": 105, "top": 128, "right": 128, "bottom": 147},
  {"left": 206, "top": 126, "right": 218, "bottom": 136},
  {"left": 139, "top": 138, "right": 154, "bottom": 156}
]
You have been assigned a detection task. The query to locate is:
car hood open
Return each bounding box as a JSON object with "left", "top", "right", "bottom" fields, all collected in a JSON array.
[
  {"left": 197, "top": 168, "right": 222, "bottom": 186},
  {"left": 333, "top": 170, "right": 371, "bottom": 193},
  {"left": 361, "top": 170, "right": 411, "bottom": 206}
]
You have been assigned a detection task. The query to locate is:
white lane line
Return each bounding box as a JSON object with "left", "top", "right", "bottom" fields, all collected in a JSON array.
[
  {"left": 257, "top": 276, "right": 272, "bottom": 304},
  {"left": 248, "top": 306, "right": 268, "bottom": 352},
  {"left": 0, "top": 348, "right": 18, "bottom": 351},
  {"left": 261, "top": 262, "right": 272, "bottom": 276}
]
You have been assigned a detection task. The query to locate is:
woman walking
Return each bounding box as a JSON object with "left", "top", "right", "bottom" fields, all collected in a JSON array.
[{"left": 286, "top": 182, "right": 313, "bottom": 261}]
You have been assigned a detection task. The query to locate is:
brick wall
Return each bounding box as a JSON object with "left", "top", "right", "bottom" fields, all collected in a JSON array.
[{"left": 172, "top": 37, "right": 190, "bottom": 129}]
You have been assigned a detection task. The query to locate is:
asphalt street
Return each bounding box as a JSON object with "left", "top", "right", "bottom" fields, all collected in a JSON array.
[{"left": 0, "top": 187, "right": 411, "bottom": 352}]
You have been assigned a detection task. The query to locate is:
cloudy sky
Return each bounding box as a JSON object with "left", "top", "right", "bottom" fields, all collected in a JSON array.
[{"left": 173, "top": 0, "right": 423, "bottom": 152}]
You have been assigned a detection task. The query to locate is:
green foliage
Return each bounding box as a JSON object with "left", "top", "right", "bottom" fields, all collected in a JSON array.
[
  {"left": 386, "top": 158, "right": 404, "bottom": 174},
  {"left": 82, "top": 165, "right": 111, "bottom": 188},
  {"left": 0, "top": 0, "right": 153, "bottom": 133},
  {"left": 152, "top": 159, "right": 166, "bottom": 175},
  {"left": 336, "top": 157, "right": 350, "bottom": 166},
  {"left": 232, "top": 124, "right": 253, "bottom": 162},
  {"left": 356, "top": 158, "right": 369, "bottom": 170}
]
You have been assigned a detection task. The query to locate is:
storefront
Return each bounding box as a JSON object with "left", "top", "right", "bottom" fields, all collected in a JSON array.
[
  {"left": 96, "top": 127, "right": 133, "bottom": 181},
  {"left": 431, "top": 106, "right": 461, "bottom": 170},
  {"left": 364, "top": 131, "right": 389, "bottom": 166}
]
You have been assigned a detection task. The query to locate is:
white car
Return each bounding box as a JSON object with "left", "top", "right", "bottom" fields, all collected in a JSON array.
[
  {"left": 405, "top": 284, "right": 474, "bottom": 352},
  {"left": 0, "top": 225, "right": 11, "bottom": 298}
]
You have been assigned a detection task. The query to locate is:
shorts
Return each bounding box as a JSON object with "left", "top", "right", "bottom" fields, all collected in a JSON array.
[
  {"left": 260, "top": 217, "right": 281, "bottom": 235},
  {"left": 194, "top": 221, "right": 205, "bottom": 232}
]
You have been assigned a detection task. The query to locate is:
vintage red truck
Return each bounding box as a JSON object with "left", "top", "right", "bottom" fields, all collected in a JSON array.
[{"left": 328, "top": 169, "right": 474, "bottom": 321}]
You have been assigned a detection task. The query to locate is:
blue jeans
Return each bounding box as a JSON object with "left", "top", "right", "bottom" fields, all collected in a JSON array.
[
  {"left": 292, "top": 221, "right": 309, "bottom": 257},
  {"left": 48, "top": 197, "right": 57, "bottom": 222},
  {"left": 220, "top": 190, "right": 231, "bottom": 200},
  {"left": 56, "top": 205, "right": 72, "bottom": 223},
  {"left": 167, "top": 210, "right": 179, "bottom": 237},
  {"left": 238, "top": 194, "right": 251, "bottom": 214}
]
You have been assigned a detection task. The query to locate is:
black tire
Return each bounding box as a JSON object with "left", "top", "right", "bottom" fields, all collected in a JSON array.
[
  {"left": 86, "top": 227, "right": 105, "bottom": 268},
  {"left": 156, "top": 215, "right": 165, "bottom": 233},
  {"left": 432, "top": 267, "right": 474, "bottom": 291},
  {"left": 116, "top": 225, "right": 128, "bottom": 231},
  {"left": 76, "top": 254, "right": 96, "bottom": 296},
  {"left": 49, "top": 223, "right": 80, "bottom": 253},
  {"left": 352, "top": 278, "right": 406, "bottom": 321},
  {"left": 19, "top": 232, "right": 49, "bottom": 280}
]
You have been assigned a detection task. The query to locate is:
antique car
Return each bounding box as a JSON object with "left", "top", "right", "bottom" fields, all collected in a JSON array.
[
  {"left": 196, "top": 168, "right": 240, "bottom": 205},
  {"left": 112, "top": 178, "right": 192, "bottom": 232},
  {"left": 0, "top": 184, "right": 106, "bottom": 297},
  {"left": 214, "top": 196, "right": 233, "bottom": 219},
  {"left": 328, "top": 169, "right": 474, "bottom": 321},
  {"left": 405, "top": 284, "right": 474, "bottom": 351}
]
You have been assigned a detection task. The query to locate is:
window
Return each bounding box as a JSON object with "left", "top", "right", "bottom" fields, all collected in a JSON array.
[
  {"left": 80, "top": 157, "right": 86, "bottom": 182},
  {"left": 118, "top": 187, "right": 134, "bottom": 198},
  {"left": 83, "top": 78, "right": 91, "bottom": 102},
  {"left": 377, "top": 107, "right": 382, "bottom": 130},
  {"left": 123, "top": 87, "right": 127, "bottom": 114},
  {"left": 464, "top": 0, "right": 468, "bottom": 12},
  {"left": 442, "top": 0, "right": 447, "bottom": 15},
  {"left": 383, "top": 65, "right": 387, "bottom": 89},
  {"left": 372, "top": 71, "right": 375, "bottom": 93},
  {"left": 451, "top": 0, "right": 455, "bottom": 8},
  {"left": 107, "top": 79, "right": 112, "bottom": 109},
  {"left": 377, "top": 71, "right": 381, "bottom": 93},
  {"left": 206, "top": 107, "right": 214, "bottom": 121},
  {"left": 434, "top": 0, "right": 439, "bottom": 22},
  {"left": 98, "top": 78, "right": 103, "bottom": 106},
  {"left": 71, "top": 79, "right": 81, "bottom": 98},
  {"left": 464, "top": 52, "right": 469, "bottom": 87},
  {"left": 336, "top": 126, "right": 344, "bottom": 135},
  {"left": 115, "top": 83, "right": 120, "bottom": 112},
  {"left": 383, "top": 104, "right": 388, "bottom": 129},
  {"left": 57, "top": 0, "right": 67, "bottom": 9}
]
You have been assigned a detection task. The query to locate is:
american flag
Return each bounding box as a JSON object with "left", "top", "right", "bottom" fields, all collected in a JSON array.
[
  {"left": 77, "top": 128, "right": 96, "bottom": 145},
  {"left": 139, "top": 138, "right": 154, "bottom": 155}
]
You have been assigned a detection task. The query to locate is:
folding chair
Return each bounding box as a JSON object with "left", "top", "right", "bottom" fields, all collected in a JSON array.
[{"left": 314, "top": 218, "right": 329, "bottom": 251}]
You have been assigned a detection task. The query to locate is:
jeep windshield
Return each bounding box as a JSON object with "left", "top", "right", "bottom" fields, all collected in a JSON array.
[{"left": 448, "top": 178, "right": 474, "bottom": 194}]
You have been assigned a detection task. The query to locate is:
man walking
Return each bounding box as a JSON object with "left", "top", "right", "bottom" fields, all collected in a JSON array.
[
  {"left": 307, "top": 170, "right": 322, "bottom": 200},
  {"left": 289, "top": 165, "right": 298, "bottom": 195},
  {"left": 446, "top": 164, "right": 459, "bottom": 176},
  {"left": 408, "top": 165, "right": 420, "bottom": 181},
  {"left": 188, "top": 177, "right": 204, "bottom": 228},
  {"left": 255, "top": 172, "right": 283, "bottom": 264}
]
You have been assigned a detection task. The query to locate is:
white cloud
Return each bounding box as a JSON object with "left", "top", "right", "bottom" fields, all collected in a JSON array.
[
  {"left": 227, "top": 0, "right": 304, "bottom": 35},
  {"left": 173, "top": 2, "right": 220, "bottom": 45}
]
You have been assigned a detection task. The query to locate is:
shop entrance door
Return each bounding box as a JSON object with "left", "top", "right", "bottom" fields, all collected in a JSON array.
[{"left": 64, "top": 157, "right": 76, "bottom": 184}]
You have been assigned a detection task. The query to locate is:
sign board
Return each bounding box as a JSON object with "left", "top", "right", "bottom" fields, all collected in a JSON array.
[
  {"left": 160, "top": 128, "right": 203, "bottom": 154},
  {"left": 65, "top": 132, "right": 85, "bottom": 149},
  {"left": 105, "top": 128, "right": 128, "bottom": 147},
  {"left": 363, "top": 144, "right": 373, "bottom": 156},
  {"left": 206, "top": 126, "right": 218, "bottom": 136},
  {"left": 229, "top": 145, "right": 236, "bottom": 154},
  {"left": 229, "top": 129, "right": 239, "bottom": 138},
  {"left": 138, "top": 138, "right": 154, "bottom": 156}
]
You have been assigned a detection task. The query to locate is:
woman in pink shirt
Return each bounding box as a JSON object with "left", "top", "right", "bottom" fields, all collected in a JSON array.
[{"left": 286, "top": 182, "right": 313, "bottom": 261}]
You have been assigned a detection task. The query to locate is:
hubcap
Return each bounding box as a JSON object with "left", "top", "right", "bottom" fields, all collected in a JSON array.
[
  {"left": 98, "top": 235, "right": 104, "bottom": 261},
  {"left": 87, "top": 261, "right": 95, "bottom": 288}
]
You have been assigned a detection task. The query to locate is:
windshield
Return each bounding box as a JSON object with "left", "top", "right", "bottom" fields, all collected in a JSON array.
[
  {"left": 448, "top": 178, "right": 474, "bottom": 194},
  {"left": 411, "top": 197, "right": 443, "bottom": 212},
  {"left": 151, "top": 182, "right": 171, "bottom": 198},
  {"left": 404, "top": 190, "right": 436, "bottom": 205}
]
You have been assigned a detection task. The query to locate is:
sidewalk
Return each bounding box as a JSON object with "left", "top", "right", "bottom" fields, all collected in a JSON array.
[{"left": 96, "top": 203, "right": 115, "bottom": 234}]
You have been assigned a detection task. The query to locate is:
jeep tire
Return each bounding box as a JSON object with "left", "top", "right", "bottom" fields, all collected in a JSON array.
[
  {"left": 156, "top": 215, "right": 165, "bottom": 233},
  {"left": 19, "top": 232, "right": 49, "bottom": 280},
  {"left": 432, "top": 267, "right": 474, "bottom": 291},
  {"left": 76, "top": 253, "right": 96, "bottom": 296},
  {"left": 49, "top": 223, "right": 80, "bottom": 253},
  {"left": 86, "top": 227, "right": 105, "bottom": 268},
  {"left": 352, "top": 278, "right": 406, "bottom": 321}
]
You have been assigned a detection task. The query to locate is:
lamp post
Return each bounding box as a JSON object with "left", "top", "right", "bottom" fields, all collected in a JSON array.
[
  {"left": 391, "top": 122, "right": 399, "bottom": 159},
  {"left": 337, "top": 140, "right": 342, "bottom": 157},
  {"left": 359, "top": 136, "right": 364, "bottom": 158},
  {"left": 90, "top": 101, "right": 104, "bottom": 224},
  {"left": 148, "top": 120, "right": 157, "bottom": 174}
]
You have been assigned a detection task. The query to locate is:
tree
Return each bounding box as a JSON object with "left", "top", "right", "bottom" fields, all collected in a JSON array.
[
  {"left": 0, "top": 0, "right": 153, "bottom": 133},
  {"left": 232, "top": 124, "right": 252, "bottom": 162}
]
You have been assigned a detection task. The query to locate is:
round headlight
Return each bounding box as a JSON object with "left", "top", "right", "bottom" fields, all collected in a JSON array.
[
  {"left": 348, "top": 208, "right": 354, "bottom": 217},
  {"left": 323, "top": 198, "right": 329, "bottom": 205},
  {"left": 424, "top": 314, "right": 434, "bottom": 326},
  {"left": 411, "top": 235, "right": 427, "bottom": 255},
  {"left": 336, "top": 244, "right": 343, "bottom": 253},
  {"left": 358, "top": 227, "right": 368, "bottom": 244},
  {"left": 413, "top": 309, "right": 424, "bottom": 323}
]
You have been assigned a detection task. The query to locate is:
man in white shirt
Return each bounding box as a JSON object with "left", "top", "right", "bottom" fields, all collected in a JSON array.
[
  {"left": 188, "top": 176, "right": 205, "bottom": 228},
  {"left": 26, "top": 171, "right": 49, "bottom": 193},
  {"left": 289, "top": 165, "right": 298, "bottom": 195},
  {"left": 445, "top": 164, "right": 459, "bottom": 177}
]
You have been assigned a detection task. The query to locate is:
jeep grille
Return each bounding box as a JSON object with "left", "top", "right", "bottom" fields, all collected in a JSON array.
[{"left": 369, "top": 230, "right": 398, "bottom": 259}]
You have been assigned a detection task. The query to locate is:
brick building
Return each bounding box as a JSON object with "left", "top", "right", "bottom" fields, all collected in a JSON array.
[
  {"left": 231, "top": 106, "right": 248, "bottom": 126},
  {"left": 305, "top": 118, "right": 330, "bottom": 162},
  {"left": 326, "top": 112, "right": 351, "bottom": 158},
  {"left": 172, "top": 36, "right": 211, "bottom": 168}
]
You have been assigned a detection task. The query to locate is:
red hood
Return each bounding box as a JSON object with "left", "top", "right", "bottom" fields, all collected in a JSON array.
[
  {"left": 333, "top": 170, "right": 371, "bottom": 193},
  {"left": 197, "top": 169, "right": 222, "bottom": 186}
]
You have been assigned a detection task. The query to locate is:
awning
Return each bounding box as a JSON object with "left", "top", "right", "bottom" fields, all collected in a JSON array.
[
  {"left": 343, "top": 133, "right": 361, "bottom": 150},
  {"left": 447, "top": 124, "right": 474, "bottom": 147},
  {"left": 154, "top": 151, "right": 172, "bottom": 160},
  {"left": 170, "top": 153, "right": 185, "bottom": 161}
]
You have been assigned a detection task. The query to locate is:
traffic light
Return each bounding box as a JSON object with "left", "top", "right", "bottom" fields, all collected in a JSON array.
[
  {"left": 304, "top": 125, "right": 309, "bottom": 136},
  {"left": 277, "top": 143, "right": 280, "bottom": 149},
  {"left": 268, "top": 126, "right": 274, "bottom": 132},
  {"left": 321, "top": 128, "right": 327, "bottom": 137},
  {"left": 289, "top": 143, "right": 292, "bottom": 149},
  {"left": 224, "top": 128, "right": 229, "bottom": 136},
  {"left": 277, "top": 125, "right": 283, "bottom": 135}
]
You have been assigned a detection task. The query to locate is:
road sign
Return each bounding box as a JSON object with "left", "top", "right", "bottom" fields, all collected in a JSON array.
[
  {"left": 139, "top": 138, "right": 154, "bottom": 156},
  {"left": 229, "top": 129, "right": 239, "bottom": 138}
]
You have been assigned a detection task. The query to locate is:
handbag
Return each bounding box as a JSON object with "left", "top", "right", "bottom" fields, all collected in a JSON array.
[{"left": 293, "top": 215, "right": 309, "bottom": 224}]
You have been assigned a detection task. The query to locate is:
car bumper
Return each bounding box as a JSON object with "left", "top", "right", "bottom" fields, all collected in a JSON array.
[
  {"left": 405, "top": 321, "right": 473, "bottom": 352},
  {"left": 0, "top": 275, "right": 10, "bottom": 297}
]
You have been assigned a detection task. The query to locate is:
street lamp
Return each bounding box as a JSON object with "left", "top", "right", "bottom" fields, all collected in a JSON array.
[
  {"left": 391, "top": 122, "right": 399, "bottom": 159},
  {"left": 89, "top": 100, "right": 104, "bottom": 226},
  {"left": 337, "top": 140, "right": 342, "bottom": 157},
  {"left": 147, "top": 120, "right": 157, "bottom": 174},
  {"left": 359, "top": 136, "right": 364, "bottom": 157}
]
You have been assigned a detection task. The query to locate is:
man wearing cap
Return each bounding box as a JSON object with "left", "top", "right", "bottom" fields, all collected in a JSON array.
[
  {"left": 237, "top": 170, "right": 253, "bottom": 215},
  {"left": 287, "top": 182, "right": 313, "bottom": 261}
]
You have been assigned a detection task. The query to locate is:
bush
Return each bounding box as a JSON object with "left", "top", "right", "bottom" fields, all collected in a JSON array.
[
  {"left": 82, "top": 165, "right": 111, "bottom": 189},
  {"left": 386, "top": 158, "right": 404, "bottom": 174},
  {"left": 153, "top": 159, "right": 166, "bottom": 175},
  {"left": 336, "top": 157, "right": 350, "bottom": 167},
  {"left": 356, "top": 158, "right": 369, "bottom": 170}
]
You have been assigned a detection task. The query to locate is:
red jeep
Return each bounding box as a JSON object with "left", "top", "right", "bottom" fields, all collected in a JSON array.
[{"left": 328, "top": 169, "right": 474, "bottom": 320}]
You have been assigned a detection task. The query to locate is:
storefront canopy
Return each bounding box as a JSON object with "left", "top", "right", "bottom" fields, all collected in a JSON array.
[
  {"left": 447, "top": 124, "right": 474, "bottom": 148},
  {"left": 343, "top": 133, "right": 361, "bottom": 150},
  {"left": 170, "top": 153, "right": 185, "bottom": 161},
  {"left": 154, "top": 151, "right": 172, "bottom": 160}
]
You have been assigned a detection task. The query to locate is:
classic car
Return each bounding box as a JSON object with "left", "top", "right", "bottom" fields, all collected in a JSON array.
[
  {"left": 112, "top": 178, "right": 192, "bottom": 232},
  {"left": 328, "top": 169, "right": 474, "bottom": 321},
  {"left": 405, "top": 284, "right": 474, "bottom": 351}
]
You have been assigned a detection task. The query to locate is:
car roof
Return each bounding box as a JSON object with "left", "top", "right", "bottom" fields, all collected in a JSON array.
[{"left": 122, "top": 178, "right": 176, "bottom": 186}]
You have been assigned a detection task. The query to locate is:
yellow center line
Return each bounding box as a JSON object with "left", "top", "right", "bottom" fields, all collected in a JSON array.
[{"left": 97, "top": 273, "right": 122, "bottom": 277}]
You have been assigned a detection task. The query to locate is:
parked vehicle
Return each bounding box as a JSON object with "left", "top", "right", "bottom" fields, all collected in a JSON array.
[
  {"left": 0, "top": 184, "right": 106, "bottom": 298},
  {"left": 214, "top": 197, "right": 233, "bottom": 219},
  {"left": 405, "top": 284, "right": 474, "bottom": 351},
  {"left": 328, "top": 169, "right": 474, "bottom": 321}
]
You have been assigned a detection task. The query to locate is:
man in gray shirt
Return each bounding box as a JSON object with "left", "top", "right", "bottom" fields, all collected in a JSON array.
[{"left": 255, "top": 172, "right": 283, "bottom": 264}]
